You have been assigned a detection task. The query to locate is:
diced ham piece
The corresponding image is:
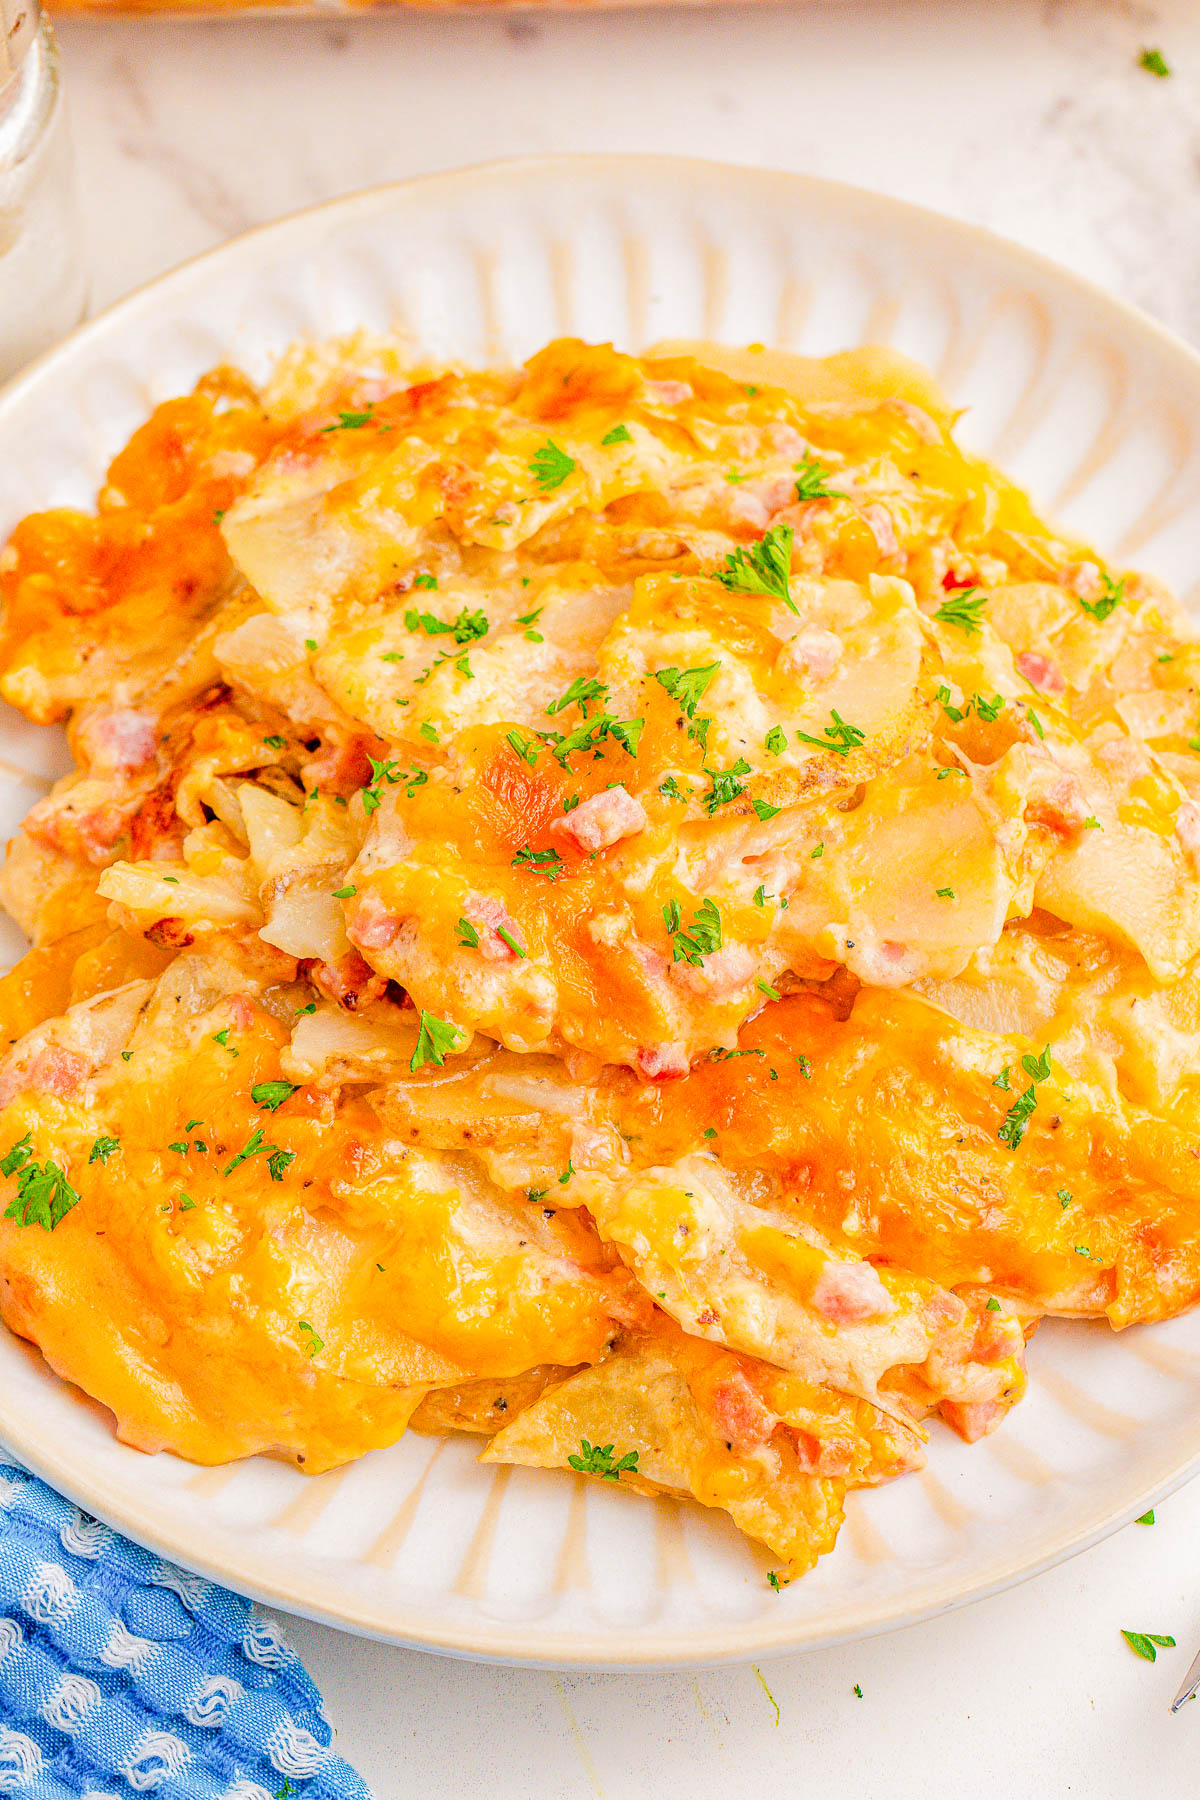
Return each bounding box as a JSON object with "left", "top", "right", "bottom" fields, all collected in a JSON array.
[
  {"left": 670, "top": 942, "right": 757, "bottom": 1000},
  {"left": 811, "top": 1259, "right": 894, "bottom": 1324},
  {"left": 710, "top": 1369, "right": 778, "bottom": 1453},
  {"left": 0, "top": 1045, "right": 89, "bottom": 1109},
  {"left": 1025, "top": 768, "right": 1089, "bottom": 837},
  {"left": 349, "top": 894, "right": 403, "bottom": 951},
  {"left": 844, "top": 937, "right": 923, "bottom": 989},
  {"left": 25, "top": 794, "right": 132, "bottom": 865},
  {"left": 636, "top": 1044, "right": 690, "bottom": 1081},
  {"left": 1095, "top": 734, "right": 1150, "bottom": 787},
  {"left": 940, "top": 1397, "right": 1010, "bottom": 1443},
  {"left": 792, "top": 1431, "right": 856, "bottom": 1477},
  {"left": 551, "top": 786, "right": 647, "bottom": 856},
  {"left": 780, "top": 628, "right": 843, "bottom": 684},
  {"left": 1057, "top": 560, "right": 1103, "bottom": 603},
  {"left": 302, "top": 733, "right": 382, "bottom": 792},
  {"left": 1176, "top": 800, "right": 1200, "bottom": 867},
  {"left": 464, "top": 894, "right": 527, "bottom": 962},
  {"left": 305, "top": 950, "right": 388, "bottom": 1012},
  {"left": 646, "top": 379, "right": 693, "bottom": 405},
  {"left": 884, "top": 397, "right": 942, "bottom": 443},
  {"left": 860, "top": 503, "right": 899, "bottom": 560},
  {"left": 765, "top": 422, "right": 807, "bottom": 457},
  {"left": 1016, "top": 651, "right": 1067, "bottom": 698},
  {"left": 76, "top": 710, "right": 157, "bottom": 774}
]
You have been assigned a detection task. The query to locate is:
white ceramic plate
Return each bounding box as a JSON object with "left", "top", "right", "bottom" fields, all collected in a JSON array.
[{"left": 3, "top": 156, "right": 1200, "bottom": 1669}]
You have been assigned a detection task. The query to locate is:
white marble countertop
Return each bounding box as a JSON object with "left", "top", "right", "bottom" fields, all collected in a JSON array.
[{"left": 37, "top": 1, "right": 1200, "bottom": 1792}]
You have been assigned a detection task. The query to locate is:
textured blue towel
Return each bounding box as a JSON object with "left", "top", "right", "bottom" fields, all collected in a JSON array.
[{"left": 0, "top": 1458, "right": 371, "bottom": 1800}]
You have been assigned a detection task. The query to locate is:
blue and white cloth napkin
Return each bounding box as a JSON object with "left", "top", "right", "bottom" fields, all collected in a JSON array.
[{"left": 0, "top": 1458, "right": 371, "bottom": 1800}]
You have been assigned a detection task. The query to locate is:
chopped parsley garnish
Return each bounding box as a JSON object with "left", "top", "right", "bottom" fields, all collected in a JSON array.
[
  {"left": 457, "top": 917, "right": 480, "bottom": 948},
  {"left": 1084, "top": 815, "right": 1101, "bottom": 830},
  {"left": 89, "top": 1135, "right": 120, "bottom": 1165},
  {"left": 795, "top": 710, "right": 866, "bottom": 758},
  {"left": 659, "top": 776, "right": 688, "bottom": 803},
  {"left": 548, "top": 676, "right": 608, "bottom": 718},
  {"left": 796, "top": 1055, "right": 813, "bottom": 1078},
  {"left": 994, "top": 1066, "right": 1011, "bottom": 1089},
  {"left": 985, "top": 1297, "right": 1001, "bottom": 1312},
  {"left": 936, "top": 685, "right": 966, "bottom": 724},
  {"left": 765, "top": 726, "right": 787, "bottom": 755},
  {"left": 997, "top": 1045, "right": 1052, "bottom": 1149},
  {"left": 333, "top": 885, "right": 357, "bottom": 899},
  {"left": 413, "top": 572, "right": 438, "bottom": 591},
  {"left": 714, "top": 523, "right": 797, "bottom": 615},
  {"left": 767, "top": 1570, "right": 790, "bottom": 1593},
  {"left": 663, "top": 897, "right": 723, "bottom": 966},
  {"left": 1025, "top": 705, "right": 1045, "bottom": 740},
  {"left": 601, "top": 424, "right": 632, "bottom": 446},
  {"left": 1078, "top": 573, "right": 1125, "bottom": 623},
  {"left": 757, "top": 979, "right": 781, "bottom": 1001},
  {"left": 1138, "top": 47, "right": 1170, "bottom": 77},
  {"left": 506, "top": 730, "right": 538, "bottom": 768},
  {"left": 853, "top": 1684, "right": 864, "bottom": 1699},
  {"left": 933, "top": 587, "right": 988, "bottom": 637},
  {"left": 297, "top": 1320, "right": 324, "bottom": 1357},
  {"left": 252, "top": 1081, "right": 299, "bottom": 1113},
  {"left": 512, "top": 844, "right": 565, "bottom": 877},
  {"left": 752, "top": 798, "right": 781, "bottom": 821},
  {"left": 320, "top": 407, "right": 375, "bottom": 433},
  {"left": 703, "top": 759, "right": 752, "bottom": 814},
  {"left": 1137, "top": 1510, "right": 1155, "bottom": 1525},
  {"left": 973, "top": 692, "right": 1006, "bottom": 723},
  {"left": 222, "top": 1128, "right": 272, "bottom": 1177},
  {"left": 1122, "top": 1630, "right": 1175, "bottom": 1663},
  {"left": 1058, "top": 1189, "right": 1073, "bottom": 1208},
  {"left": 263, "top": 735, "right": 286, "bottom": 750},
  {"left": 542, "top": 709, "right": 644, "bottom": 765},
  {"left": 936, "top": 886, "right": 956, "bottom": 899},
  {"left": 361, "top": 755, "right": 402, "bottom": 814},
  {"left": 267, "top": 1150, "right": 295, "bottom": 1182},
  {"left": 497, "top": 925, "right": 526, "bottom": 959},
  {"left": 404, "top": 605, "right": 489, "bottom": 645},
  {"left": 654, "top": 662, "right": 720, "bottom": 718},
  {"left": 410, "top": 1009, "right": 465, "bottom": 1072},
  {"left": 419, "top": 722, "right": 440, "bottom": 743},
  {"left": 179, "top": 1194, "right": 196, "bottom": 1212},
  {"left": 0, "top": 1136, "right": 80, "bottom": 1232},
  {"left": 567, "top": 1439, "right": 639, "bottom": 1481},
  {"left": 811, "top": 842, "right": 824, "bottom": 858},
  {"left": 530, "top": 441, "right": 577, "bottom": 491},
  {"left": 793, "top": 454, "right": 846, "bottom": 502}
]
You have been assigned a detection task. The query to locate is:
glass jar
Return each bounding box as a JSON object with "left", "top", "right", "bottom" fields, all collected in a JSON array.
[{"left": 0, "top": 0, "right": 86, "bottom": 383}]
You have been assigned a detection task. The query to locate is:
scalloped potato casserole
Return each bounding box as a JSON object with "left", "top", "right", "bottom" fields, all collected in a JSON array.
[{"left": 2, "top": 332, "right": 1199, "bottom": 1584}]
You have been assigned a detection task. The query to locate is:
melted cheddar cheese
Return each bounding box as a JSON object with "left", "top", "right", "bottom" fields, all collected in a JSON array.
[{"left": 1, "top": 333, "right": 1199, "bottom": 1580}]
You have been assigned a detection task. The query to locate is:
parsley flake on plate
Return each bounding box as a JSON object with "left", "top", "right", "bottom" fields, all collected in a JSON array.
[
  {"left": 1122, "top": 1629, "right": 1175, "bottom": 1663},
  {"left": 89, "top": 1135, "right": 120, "bottom": 1165}
]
